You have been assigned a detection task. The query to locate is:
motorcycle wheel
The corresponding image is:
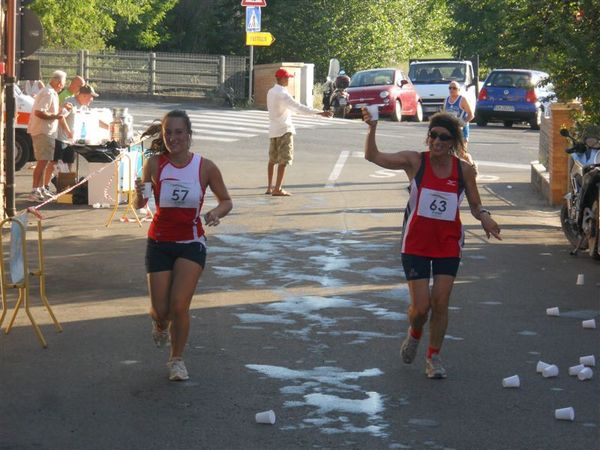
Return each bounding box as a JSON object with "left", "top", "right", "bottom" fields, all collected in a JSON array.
[
  {"left": 560, "top": 202, "right": 586, "bottom": 249},
  {"left": 589, "top": 195, "right": 600, "bottom": 260},
  {"left": 333, "top": 106, "right": 346, "bottom": 119}
]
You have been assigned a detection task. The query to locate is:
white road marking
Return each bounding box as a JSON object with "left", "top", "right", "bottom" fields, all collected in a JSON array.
[
  {"left": 134, "top": 109, "right": 352, "bottom": 143},
  {"left": 476, "top": 160, "right": 530, "bottom": 170},
  {"left": 326, "top": 151, "right": 350, "bottom": 188}
]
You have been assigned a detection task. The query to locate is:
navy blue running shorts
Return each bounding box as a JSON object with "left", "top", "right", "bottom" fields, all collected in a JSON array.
[
  {"left": 401, "top": 253, "right": 460, "bottom": 280},
  {"left": 145, "top": 239, "right": 207, "bottom": 273}
]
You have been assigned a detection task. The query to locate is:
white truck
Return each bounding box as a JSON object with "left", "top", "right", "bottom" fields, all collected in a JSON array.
[
  {"left": 408, "top": 57, "right": 479, "bottom": 119},
  {"left": 12, "top": 85, "right": 35, "bottom": 171}
]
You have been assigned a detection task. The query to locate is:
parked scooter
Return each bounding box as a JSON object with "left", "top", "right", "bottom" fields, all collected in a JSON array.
[
  {"left": 559, "top": 127, "right": 600, "bottom": 260},
  {"left": 329, "top": 71, "right": 351, "bottom": 118},
  {"left": 322, "top": 58, "right": 340, "bottom": 111}
]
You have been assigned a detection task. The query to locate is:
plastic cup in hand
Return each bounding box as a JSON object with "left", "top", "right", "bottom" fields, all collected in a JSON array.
[
  {"left": 366, "top": 105, "right": 379, "bottom": 121},
  {"left": 554, "top": 407, "right": 575, "bottom": 421},
  {"left": 577, "top": 367, "right": 593, "bottom": 381},
  {"left": 143, "top": 182, "right": 152, "bottom": 199},
  {"left": 580, "top": 355, "right": 596, "bottom": 367},
  {"left": 582, "top": 319, "right": 596, "bottom": 329},
  {"left": 536, "top": 361, "right": 551, "bottom": 373},
  {"left": 568, "top": 364, "right": 585, "bottom": 376},
  {"left": 542, "top": 364, "right": 559, "bottom": 378},
  {"left": 502, "top": 375, "right": 520, "bottom": 388},
  {"left": 255, "top": 410, "right": 276, "bottom": 425},
  {"left": 546, "top": 307, "right": 560, "bottom": 317},
  {"left": 576, "top": 274, "right": 584, "bottom": 285}
]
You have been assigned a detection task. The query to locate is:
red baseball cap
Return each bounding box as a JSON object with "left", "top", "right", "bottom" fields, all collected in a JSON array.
[{"left": 275, "top": 68, "right": 294, "bottom": 79}]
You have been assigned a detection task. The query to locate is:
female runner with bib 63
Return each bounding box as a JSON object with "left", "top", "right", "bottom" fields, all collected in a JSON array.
[
  {"left": 135, "top": 110, "right": 232, "bottom": 381},
  {"left": 362, "top": 110, "right": 501, "bottom": 379}
]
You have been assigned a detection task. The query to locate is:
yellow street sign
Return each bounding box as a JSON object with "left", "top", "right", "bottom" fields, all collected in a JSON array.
[{"left": 246, "top": 32, "right": 275, "bottom": 46}]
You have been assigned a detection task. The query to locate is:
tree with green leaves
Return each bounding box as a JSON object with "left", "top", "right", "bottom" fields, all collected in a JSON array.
[
  {"left": 30, "top": 0, "right": 177, "bottom": 51},
  {"left": 159, "top": 0, "right": 452, "bottom": 79},
  {"left": 257, "top": 0, "right": 453, "bottom": 79},
  {"left": 446, "top": 0, "right": 599, "bottom": 124}
]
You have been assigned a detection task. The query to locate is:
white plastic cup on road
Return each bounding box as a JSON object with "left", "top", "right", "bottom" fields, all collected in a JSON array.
[
  {"left": 554, "top": 407, "right": 575, "bottom": 421},
  {"left": 582, "top": 319, "right": 596, "bottom": 329},
  {"left": 536, "top": 361, "right": 551, "bottom": 373},
  {"left": 568, "top": 364, "right": 585, "bottom": 376},
  {"left": 502, "top": 375, "right": 520, "bottom": 388},
  {"left": 143, "top": 182, "right": 152, "bottom": 199},
  {"left": 580, "top": 355, "right": 596, "bottom": 367},
  {"left": 577, "top": 367, "right": 593, "bottom": 381},
  {"left": 366, "top": 105, "right": 379, "bottom": 121},
  {"left": 542, "top": 364, "right": 559, "bottom": 378},
  {"left": 255, "top": 409, "right": 276, "bottom": 425},
  {"left": 546, "top": 307, "right": 560, "bottom": 317},
  {"left": 576, "top": 273, "right": 585, "bottom": 285}
]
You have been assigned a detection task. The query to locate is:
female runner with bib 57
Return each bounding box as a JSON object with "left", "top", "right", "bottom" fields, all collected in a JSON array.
[
  {"left": 362, "top": 110, "right": 501, "bottom": 379},
  {"left": 135, "top": 110, "right": 232, "bottom": 381}
]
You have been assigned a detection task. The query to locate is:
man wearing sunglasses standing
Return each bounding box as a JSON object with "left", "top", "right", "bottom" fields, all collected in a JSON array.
[
  {"left": 362, "top": 110, "right": 501, "bottom": 378},
  {"left": 444, "top": 81, "right": 476, "bottom": 173}
]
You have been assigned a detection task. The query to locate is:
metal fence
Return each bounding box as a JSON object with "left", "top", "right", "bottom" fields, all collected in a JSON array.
[{"left": 33, "top": 49, "right": 249, "bottom": 101}]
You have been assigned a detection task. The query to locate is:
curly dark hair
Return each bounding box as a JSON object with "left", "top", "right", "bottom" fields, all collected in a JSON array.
[
  {"left": 141, "top": 110, "right": 192, "bottom": 154},
  {"left": 427, "top": 112, "right": 466, "bottom": 157}
]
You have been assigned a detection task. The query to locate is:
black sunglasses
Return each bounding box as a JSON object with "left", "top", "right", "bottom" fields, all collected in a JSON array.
[
  {"left": 428, "top": 131, "right": 453, "bottom": 141},
  {"left": 449, "top": 86, "right": 458, "bottom": 90}
]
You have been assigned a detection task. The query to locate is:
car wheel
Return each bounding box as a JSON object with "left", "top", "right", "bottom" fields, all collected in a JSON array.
[
  {"left": 412, "top": 102, "right": 423, "bottom": 122},
  {"left": 476, "top": 115, "right": 488, "bottom": 127},
  {"left": 14, "top": 132, "right": 32, "bottom": 171},
  {"left": 530, "top": 108, "right": 542, "bottom": 130},
  {"left": 391, "top": 100, "right": 402, "bottom": 122},
  {"left": 503, "top": 121, "right": 514, "bottom": 128}
]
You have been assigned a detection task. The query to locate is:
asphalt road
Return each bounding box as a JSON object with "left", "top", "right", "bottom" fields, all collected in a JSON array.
[{"left": 1, "top": 101, "right": 598, "bottom": 450}]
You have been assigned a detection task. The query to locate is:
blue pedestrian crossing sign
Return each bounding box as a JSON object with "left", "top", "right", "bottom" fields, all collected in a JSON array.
[{"left": 246, "top": 7, "right": 261, "bottom": 32}]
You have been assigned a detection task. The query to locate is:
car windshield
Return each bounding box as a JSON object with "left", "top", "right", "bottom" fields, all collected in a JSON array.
[
  {"left": 349, "top": 70, "right": 395, "bottom": 87},
  {"left": 408, "top": 63, "right": 466, "bottom": 84},
  {"left": 486, "top": 71, "right": 533, "bottom": 88}
]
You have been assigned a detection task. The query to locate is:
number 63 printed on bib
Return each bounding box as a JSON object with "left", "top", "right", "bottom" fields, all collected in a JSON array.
[{"left": 416, "top": 188, "right": 458, "bottom": 221}]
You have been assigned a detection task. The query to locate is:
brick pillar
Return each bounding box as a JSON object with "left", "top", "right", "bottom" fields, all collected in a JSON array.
[
  {"left": 547, "top": 103, "right": 581, "bottom": 205},
  {"left": 531, "top": 102, "right": 581, "bottom": 206}
]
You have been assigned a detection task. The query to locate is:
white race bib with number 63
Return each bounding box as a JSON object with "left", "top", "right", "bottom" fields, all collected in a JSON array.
[
  {"left": 159, "top": 180, "right": 200, "bottom": 208},
  {"left": 417, "top": 187, "right": 457, "bottom": 221}
]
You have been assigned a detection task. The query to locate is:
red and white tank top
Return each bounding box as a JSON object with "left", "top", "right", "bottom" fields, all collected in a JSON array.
[
  {"left": 401, "top": 152, "right": 465, "bottom": 257},
  {"left": 148, "top": 153, "right": 207, "bottom": 243}
]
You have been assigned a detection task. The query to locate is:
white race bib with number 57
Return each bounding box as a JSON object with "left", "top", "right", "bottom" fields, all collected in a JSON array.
[
  {"left": 417, "top": 187, "right": 457, "bottom": 221},
  {"left": 159, "top": 180, "right": 200, "bottom": 208}
]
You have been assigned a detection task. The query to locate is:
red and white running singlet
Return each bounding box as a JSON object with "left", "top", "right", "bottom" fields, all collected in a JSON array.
[
  {"left": 148, "top": 153, "right": 206, "bottom": 243},
  {"left": 401, "top": 152, "right": 465, "bottom": 257}
]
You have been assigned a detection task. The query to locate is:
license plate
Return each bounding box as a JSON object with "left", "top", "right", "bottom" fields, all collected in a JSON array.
[
  {"left": 355, "top": 103, "right": 367, "bottom": 109},
  {"left": 338, "top": 98, "right": 347, "bottom": 106},
  {"left": 423, "top": 106, "right": 438, "bottom": 112},
  {"left": 493, "top": 105, "right": 515, "bottom": 112}
]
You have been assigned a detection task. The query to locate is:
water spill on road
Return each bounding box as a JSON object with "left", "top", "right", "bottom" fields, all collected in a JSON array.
[{"left": 247, "top": 364, "right": 387, "bottom": 437}]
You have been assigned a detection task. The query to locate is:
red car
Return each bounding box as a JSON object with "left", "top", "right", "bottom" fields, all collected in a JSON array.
[{"left": 347, "top": 68, "right": 423, "bottom": 121}]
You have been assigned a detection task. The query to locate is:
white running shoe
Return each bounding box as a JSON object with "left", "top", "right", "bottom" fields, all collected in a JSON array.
[
  {"left": 167, "top": 358, "right": 189, "bottom": 381},
  {"left": 40, "top": 187, "right": 55, "bottom": 199},
  {"left": 28, "top": 189, "right": 45, "bottom": 202},
  {"left": 400, "top": 333, "right": 420, "bottom": 364},
  {"left": 425, "top": 354, "right": 447, "bottom": 379},
  {"left": 152, "top": 321, "right": 170, "bottom": 348}
]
